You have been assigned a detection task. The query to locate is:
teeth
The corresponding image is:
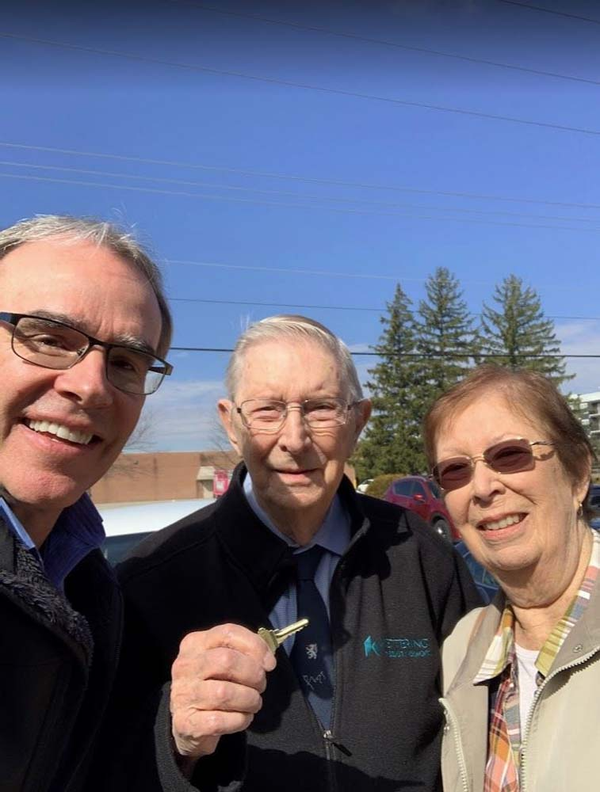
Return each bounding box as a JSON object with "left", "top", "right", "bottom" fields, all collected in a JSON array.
[
  {"left": 482, "top": 514, "right": 523, "bottom": 531},
  {"left": 27, "top": 419, "right": 93, "bottom": 446}
]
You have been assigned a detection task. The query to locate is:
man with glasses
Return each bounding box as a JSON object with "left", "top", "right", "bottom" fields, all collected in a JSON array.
[
  {"left": 0, "top": 215, "right": 172, "bottom": 792},
  {"left": 109, "top": 315, "right": 479, "bottom": 792}
]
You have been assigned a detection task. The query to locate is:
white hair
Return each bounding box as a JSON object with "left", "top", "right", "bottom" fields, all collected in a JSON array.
[{"left": 225, "top": 314, "right": 364, "bottom": 401}]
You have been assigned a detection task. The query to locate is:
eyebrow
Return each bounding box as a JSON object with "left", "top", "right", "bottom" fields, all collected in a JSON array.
[{"left": 29, "top": 309, "right": 158, "bottom": 356}]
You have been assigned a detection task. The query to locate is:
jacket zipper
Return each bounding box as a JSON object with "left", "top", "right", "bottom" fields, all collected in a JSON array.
[
  {"left": 518, "top": 645, "right": 600, "bottom": 791},
  {"left": 440, "top": 699, "right": 469, "bottom": 792}
]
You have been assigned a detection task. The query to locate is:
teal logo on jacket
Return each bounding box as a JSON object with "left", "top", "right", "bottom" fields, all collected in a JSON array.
[{"left": 364, "top": 635, "right": 431, "bottom": 658}]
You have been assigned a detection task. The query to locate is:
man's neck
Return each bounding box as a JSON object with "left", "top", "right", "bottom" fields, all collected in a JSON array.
[{"left": 10, "top": 502, "right": 59, "bottom": 548}]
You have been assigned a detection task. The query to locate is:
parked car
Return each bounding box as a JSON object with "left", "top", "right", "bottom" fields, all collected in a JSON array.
[
  {"left": 382, "top": 475, "right": 459, "bottom": 541},
  {"left": 98, "top": 498, "right": 214, "bottom": 565},
  {"left": 356, "top": 478, "right": 373, "bottom": 493},
  {"left": 588, "top": 483, "right": 600, "bottom": 530}
]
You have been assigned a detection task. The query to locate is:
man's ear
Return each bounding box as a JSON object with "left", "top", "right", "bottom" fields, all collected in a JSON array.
[
  {"left": 218, "top": 399, "right": 241, "bottom": 453},
  {"left": 354, "top": 398, "right": 372, "bottom": 442}
]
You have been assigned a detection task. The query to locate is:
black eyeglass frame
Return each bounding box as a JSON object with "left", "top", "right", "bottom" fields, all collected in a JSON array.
[
  {"left": 431, "top": 437, "right": 555, "bottom": 492},
  {"left": 0, "top": 311, "right": 173, "bottom": 396},
  {"left": 235, "top": 397, "right": 361, "bottom": 434}
]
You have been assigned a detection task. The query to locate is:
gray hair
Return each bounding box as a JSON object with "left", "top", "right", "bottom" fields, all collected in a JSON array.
[
  {"left": 225, "top": 314, "right": 363, "bottom": 401},
  {"left": 0, "top": 215, "right": 173, "bottom": 357}
]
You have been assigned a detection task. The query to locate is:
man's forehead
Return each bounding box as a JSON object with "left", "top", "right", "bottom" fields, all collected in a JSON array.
[{"left": 236, "top": 338, "right": 345, "bottom": 395}]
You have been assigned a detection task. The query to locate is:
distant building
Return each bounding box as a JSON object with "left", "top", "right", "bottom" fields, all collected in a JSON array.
[
  {"left": 91, "top": 449, "right": 357, "bottom": 505},
  {"left": 573, "top": 391, "right": 600, "bottom": 440},
  {"left": 91, "top": 450, "right": 238, "bottom": 505}
]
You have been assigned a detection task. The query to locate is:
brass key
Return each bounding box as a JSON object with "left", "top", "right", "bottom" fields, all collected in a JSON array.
[{"left": 258, "top": 618, "right": 309, "bottom": 653}]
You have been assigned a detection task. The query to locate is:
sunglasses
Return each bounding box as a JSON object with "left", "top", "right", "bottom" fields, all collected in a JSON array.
[{"left": 432, "top": 438, "right": 554, "bottom": 492}]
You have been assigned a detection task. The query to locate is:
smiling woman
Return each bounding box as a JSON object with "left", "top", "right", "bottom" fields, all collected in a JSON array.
[{"left": 424, "top": 365, "right": 599, "bottom": 792}]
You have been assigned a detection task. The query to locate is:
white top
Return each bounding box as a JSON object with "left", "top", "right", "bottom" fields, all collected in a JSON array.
[{"left": 515, "top": 643, "right": 539, "bottom": 735}]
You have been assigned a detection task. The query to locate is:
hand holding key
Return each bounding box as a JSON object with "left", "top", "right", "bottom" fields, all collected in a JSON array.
[
  {"left": 170, "top": 623, "right": 276, "bottom": 760},
  {"left": 170, "top": 619, "right": 307, "bottom": 761}
]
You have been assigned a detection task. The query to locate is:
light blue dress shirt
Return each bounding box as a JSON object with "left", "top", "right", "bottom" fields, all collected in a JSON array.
[{"left": 243, "top": 475, "right": 351, "bottom": 652}]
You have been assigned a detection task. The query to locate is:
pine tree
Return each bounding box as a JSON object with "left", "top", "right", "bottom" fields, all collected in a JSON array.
[
  {"left": 354, "top": 284, "right": 426, "bottom": 480},
  {"left": 480, "top": 275, "right": 572, "bottom": 385},
  {"left": 415, "top": 267, "right": 479, "bottom": 406}
]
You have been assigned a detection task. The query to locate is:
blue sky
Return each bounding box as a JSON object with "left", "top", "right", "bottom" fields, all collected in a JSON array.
[{"left": 3, "top": 0, "right": 600, "bottom": 451}]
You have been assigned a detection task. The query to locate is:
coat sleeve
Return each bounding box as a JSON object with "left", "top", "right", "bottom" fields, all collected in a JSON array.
[{"left": 86, "top": 577, "right": 247, "bottom": 792}]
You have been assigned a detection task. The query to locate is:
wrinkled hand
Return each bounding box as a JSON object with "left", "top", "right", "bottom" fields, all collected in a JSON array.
[{"left": 170, "top": 623, "right": 277, "bottom": 760}]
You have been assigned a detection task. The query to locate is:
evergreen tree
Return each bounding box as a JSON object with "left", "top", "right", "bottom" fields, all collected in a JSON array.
[
  {"left": 354, "top": 284, "right": 426, "bottom": 480},
  {"left": 480, "top": 274, "right": 572, "bottom": 385},
  {"left": 415, "top": 267, "right": 479, "bottom": 404}
]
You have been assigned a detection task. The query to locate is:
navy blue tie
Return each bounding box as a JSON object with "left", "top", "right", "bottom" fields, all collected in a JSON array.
[{"left": 290, "top": 545, "right": 334, "bottom": 728}]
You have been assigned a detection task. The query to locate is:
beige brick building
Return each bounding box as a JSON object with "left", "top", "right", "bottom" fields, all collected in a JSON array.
[{"left": 91, "top": 450, "right": 239, "bottom": 505}]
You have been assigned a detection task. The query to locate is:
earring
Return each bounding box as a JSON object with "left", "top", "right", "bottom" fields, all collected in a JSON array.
[{"left": 577, "top": 502, "right": 584, "bottom": 518}]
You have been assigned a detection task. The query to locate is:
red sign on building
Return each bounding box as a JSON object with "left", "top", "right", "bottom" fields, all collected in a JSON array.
[{"left": 213, "top": 469, "right": 230, "bottom": 498}]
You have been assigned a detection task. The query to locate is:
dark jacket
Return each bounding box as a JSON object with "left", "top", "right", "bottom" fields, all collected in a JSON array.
[
  {"left": 104, "top": 465, "right": 481, "bottom": 792},
  {"left": 0, "top": 517, "right": 122, "bottom": 792}
]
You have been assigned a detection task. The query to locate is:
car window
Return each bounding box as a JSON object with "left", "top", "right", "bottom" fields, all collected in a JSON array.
[
  {"left": 428, "top": 480, "right": 442, "bottom": 499},
  {"left": 412, "top": 481, "right": 426, "bottom": 498},
  {"left": 102, "top": 532, "right": 152, "bottom": 565},
  {"left": 393, "top": 480, "right": 413, "bottom": 496}
]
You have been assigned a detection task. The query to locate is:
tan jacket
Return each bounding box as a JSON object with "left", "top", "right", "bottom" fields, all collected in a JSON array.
[{"left": 440, "top": 581, "right": 600, "bottom": 792}]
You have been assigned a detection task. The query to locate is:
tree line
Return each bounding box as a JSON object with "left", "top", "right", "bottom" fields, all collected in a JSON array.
[{"left": 354, "top": 268, "right": 570, "bottom": 481}]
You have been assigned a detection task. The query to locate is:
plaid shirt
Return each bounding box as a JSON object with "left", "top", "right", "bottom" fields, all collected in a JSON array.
[{"left": 473, "top": 530, "right": 600, "bottom": 792}]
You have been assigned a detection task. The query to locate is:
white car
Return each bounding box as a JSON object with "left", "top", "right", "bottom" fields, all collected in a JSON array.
[
  {"left": 356, "top": 479, "right": 373, "bottom": 494},
  {"left": 98, "top": 498, "right": 213, "bottom": 565}
]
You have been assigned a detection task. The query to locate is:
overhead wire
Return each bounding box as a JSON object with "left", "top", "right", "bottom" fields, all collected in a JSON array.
[
  {"left": 3, "top": 31, "right": 600, "bottom": 137},
  {"left": 3, "top": 159, "right": 600, "bottom": 224},
  {"left": 170, "top": 297, "right": 600, "bottom": 323},
  {"left": 170, "top": 345, "right": 600, "bottom": 359},
  {"left": 3, "top": 170, "right": 600, "bottom": 232},
  {"left": 498, "top": 0, "right": 600, "bottom": 24},
  {"left": 2, "top": 140, "right": 599, "bottom": 211},
  {"left": 171, "top": 0, "right": 600, "bottom": 88}
]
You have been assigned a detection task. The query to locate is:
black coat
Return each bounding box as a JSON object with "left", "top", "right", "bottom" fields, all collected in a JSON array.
[
  {"left": 0, "top": 517, "right": 122, "bottom": 792},
  {"left": 101, "top": 466, "right": 481, "bottom": 792}
]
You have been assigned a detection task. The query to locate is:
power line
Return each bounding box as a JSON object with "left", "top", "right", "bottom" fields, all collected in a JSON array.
[
  {"left": 498, "top": 0, "right": 600, "bottom": 24},
  {"left": 170, "top": 297, "right": 600, "bottom": 323},
  {"left": 4, "top": 159, "right": 600, "bottom": 224},
  {"left": 172, "top": 0, "right": 600, "bottom": 88},
  {"left": 2, "top": 140, "right": 599, "bottom": 211},
  {"left": 4, "top": 170, "right": 599, "bottom": 232},
  {"left": 171, "top": 345, "right": 600, "bottom": 359},
  {"left": 3, "top": 31, "right": 600, "bottom": 137}
]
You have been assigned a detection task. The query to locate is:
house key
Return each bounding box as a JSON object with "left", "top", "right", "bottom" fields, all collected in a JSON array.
[{"left": 258, "top": 618, "right": 309, "bottom": 653}]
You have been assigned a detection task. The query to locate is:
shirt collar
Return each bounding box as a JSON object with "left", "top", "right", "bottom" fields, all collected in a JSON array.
[
  {"left": 0, "top": 493, "right": 105, "bottom": 590},
  {"left": 474, "top": 529, "right": 600, "bottom": 684},
  {"left": 243, "top": 473, "right": 350, "bottom": 556}
]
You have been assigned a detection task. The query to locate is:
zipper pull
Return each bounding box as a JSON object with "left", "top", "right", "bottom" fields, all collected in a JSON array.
[{"left": 323, "top": 730, "right": 352, "bottom": 757}]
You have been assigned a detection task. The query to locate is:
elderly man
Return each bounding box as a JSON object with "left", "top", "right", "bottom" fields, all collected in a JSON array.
[
  {"left": 0, "top": 215, "right": 173, "bottom": 792},
  {"left": 108, "top": 315, "right": 480, "bottom": 792}
]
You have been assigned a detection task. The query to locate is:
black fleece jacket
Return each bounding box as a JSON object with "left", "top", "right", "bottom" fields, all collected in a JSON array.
[{"left": 99, "top": 465, "right": 480, "bottom": 792}]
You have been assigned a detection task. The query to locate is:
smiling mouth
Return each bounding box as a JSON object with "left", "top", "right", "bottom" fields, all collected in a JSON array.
[
  {"left": 24, "top": 419, "right": 97, "bottom": 446},
  {"left": 477, "top": 513, "right": 526, "bottom": 531}
]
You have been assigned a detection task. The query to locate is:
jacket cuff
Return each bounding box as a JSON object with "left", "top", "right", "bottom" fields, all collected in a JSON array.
[{"left": 155, "top": 682, "right": 247, "bottom": 792}]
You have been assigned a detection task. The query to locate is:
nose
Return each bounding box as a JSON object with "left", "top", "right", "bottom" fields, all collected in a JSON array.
[
  {"left": 277, "top": 405, "right": 312, "bottom": 454},
  {"left": 53, "top": 348, "right": 115, "bottom": 408},
  {"left": 470, "top": 457, "right": 504, "bottom": 503}
]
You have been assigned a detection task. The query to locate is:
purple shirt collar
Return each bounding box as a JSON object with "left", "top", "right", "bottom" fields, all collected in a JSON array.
[{"left": 0, "top": 494, "right": 105, "bottom": 590}]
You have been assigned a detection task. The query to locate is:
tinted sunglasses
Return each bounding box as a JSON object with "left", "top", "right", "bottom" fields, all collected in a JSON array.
[{"left": 432, "top": 438, "right": 554, "bottom": 492}]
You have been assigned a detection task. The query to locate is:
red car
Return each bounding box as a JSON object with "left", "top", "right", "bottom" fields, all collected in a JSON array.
[{"left": 383, "top": 475, "right": 459, "bottom": 542}]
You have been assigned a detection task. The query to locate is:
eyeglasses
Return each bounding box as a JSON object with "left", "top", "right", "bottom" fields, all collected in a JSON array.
[
  {"left": 235, "top": 397, "right": 360, "bottom": 433},
  {"left": 0, "top": 312, "right": 173, "bottom": 396},
  {"left": 431, "top": 438, "right": 554, "bottom": 492}
]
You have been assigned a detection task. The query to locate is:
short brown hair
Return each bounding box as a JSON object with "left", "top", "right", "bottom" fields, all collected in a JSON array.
[{"left": 423, "top": 365, "right": 594, "bottom": 516}]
